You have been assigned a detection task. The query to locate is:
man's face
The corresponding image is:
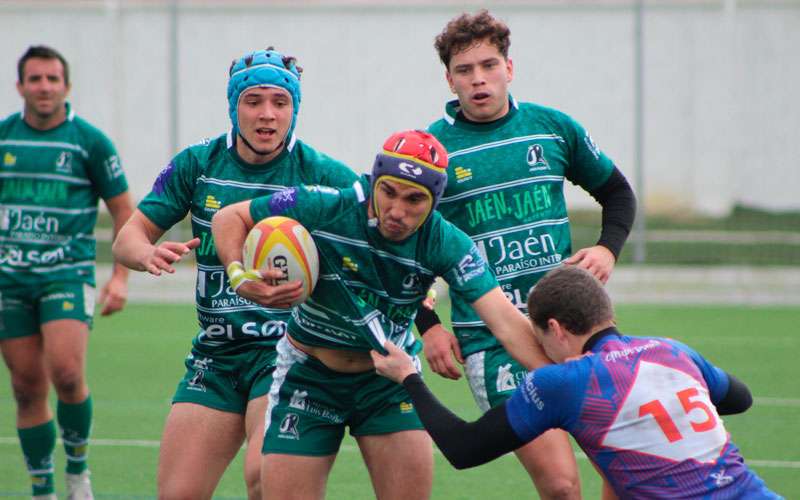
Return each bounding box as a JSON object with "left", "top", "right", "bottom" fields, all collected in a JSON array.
[
  {"left": 446, "top": 39, "right": 513, "bottom": 123},
  {"left": 16, "top": 57, "right": 70, "bottom": 121},
  {"left": 236, "top": 87, "right": 293, "bottom": 163},
  {"left": 372, "top": 178, "right": 432, "bottom": 242}
]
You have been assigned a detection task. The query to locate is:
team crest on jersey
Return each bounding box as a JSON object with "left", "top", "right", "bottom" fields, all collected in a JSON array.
[
  {"left": 527, "top": 144, "right": 549, "bottom": 172},
  {"left": 55, "top": 151, "right": 73, "bottom": 174},
  {"left": 289, "top": 389, "right": 308, "bottom": 410},
  {"left": 3, "top": 152, "right": 16, "bottom": 166},
  {"left": 104, "top": 155, "right": 123, "bottom": 179},
  {"left": 401, "top": 273, "right": 421, "bottom": 292},
  {"left": 399, "top": 402, "right": 414, "bottom": 413},
  {"left": 584, "top": 132, "right": 601, "bottom": 160},
  {"left": 454, "top": 165, "right": 472, "bottom": 183},
  {"left": 279, "top": 413, "right": 300, "bottom": 439},
  {"left": 205, "top": 195, "right": 222, "bottom": 211}
]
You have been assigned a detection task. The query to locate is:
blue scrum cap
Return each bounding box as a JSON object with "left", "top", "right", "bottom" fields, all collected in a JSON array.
[{"left": 227, "top": 47, "right": 302, "bottom": 142}]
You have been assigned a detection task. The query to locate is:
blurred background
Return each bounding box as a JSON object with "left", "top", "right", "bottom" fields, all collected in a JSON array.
[
  {"left": 3, "top": 0, "right": 799, "bottom": 275},
  {"left": 1, "top": 2, "right": 798, "bottom": 498}
]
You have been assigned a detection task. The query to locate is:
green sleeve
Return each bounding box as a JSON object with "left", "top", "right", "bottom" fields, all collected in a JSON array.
[
  {"left": 428, "top": 215, "right": 499, "bottom": 304},
  {"left": 137, "top": 149, "right": 198, "bottom": 230},
  {"left": 558, "top": 113, "right": 615, "bottom": 191},
  {"left": 86, "top": 130, "right": 128, "bottom": 199}
]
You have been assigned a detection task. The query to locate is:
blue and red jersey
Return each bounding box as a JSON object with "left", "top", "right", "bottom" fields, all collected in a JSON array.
[{"left": 506, "top": 328, "right": 779, "bottom": 499}]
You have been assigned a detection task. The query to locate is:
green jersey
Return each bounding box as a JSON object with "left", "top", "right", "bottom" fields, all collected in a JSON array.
[
  {"left": 428, "top": 98, "right": 615, "bottom": 356},
  {"left": 250, "top": 177, "right": 498, "bottom": 354},
  {"left": 0, "top": 103, "right": 128, "bottom": 287},
  {"left": 138, "top": 132, "right": 357, "bottom": 354}
]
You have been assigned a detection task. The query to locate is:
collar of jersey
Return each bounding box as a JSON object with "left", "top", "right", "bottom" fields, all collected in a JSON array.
[
  {"left": 444, "top": 95, "right": 518, "bottom": 132},
  {"left": 226, "top": 132, "right": 290, "bottom": 171},
  {"left": 581, "top": 326, "right": 622, "bottom": 354}
]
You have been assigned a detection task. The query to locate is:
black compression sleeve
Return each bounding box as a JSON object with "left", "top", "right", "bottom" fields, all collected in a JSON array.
[
  {"left": 588, "top": 167, "right": 637, "bottom": 259},
  {"left": 414, "top": 306, "right": 441, "bottom": 336},
  {"left": 715, "top": 372, "right": 753, "bottom": 415},
  {"left": 402, "top": 373, "right": 526, "bottom": 469}
]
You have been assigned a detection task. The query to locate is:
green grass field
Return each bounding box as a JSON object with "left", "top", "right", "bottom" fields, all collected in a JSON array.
[{"left": 1, "top": 302, "right": 798, "bottom": 498}]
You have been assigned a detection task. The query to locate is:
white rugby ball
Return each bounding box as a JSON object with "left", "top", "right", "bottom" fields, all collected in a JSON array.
[{"left": 242, "top": 216, "right": 319, "bottom": 305}]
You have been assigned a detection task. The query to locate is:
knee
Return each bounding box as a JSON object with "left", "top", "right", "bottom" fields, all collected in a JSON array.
[
  {"left": 245, "top": 462, "right": 261, "bottom": 500},
  {"left": 50, "top": 364, "right": 85, "bottom": 397},
  {"left": 10, "top": 372, "right": 48, "bottom": 411},
  {"left": 536, "top": 475, "right": 581, "bottom": 500}
]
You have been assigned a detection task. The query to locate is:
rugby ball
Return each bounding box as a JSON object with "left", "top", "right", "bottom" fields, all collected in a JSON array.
[{"left": 242, "top": 216, "right": 319, "bottom": 305}]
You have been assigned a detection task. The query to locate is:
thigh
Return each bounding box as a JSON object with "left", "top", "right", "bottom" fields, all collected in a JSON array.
[
  {"left": 513, "top": 429, "right": 581, "bottom": 500},
  {"left": 243, "top": 395, "right": 268, "bottom": 499},
  {"left": 261, "top": 452, "right": 336, "bottom": 500},
  {"left": 158, "top": 402, "right": 245, "bottom": 500},
  {"left": 356, "top": 430, "right": 433, "bottom": 500},
  {"left": 40, "top": 319, "right": 89, "bottom": 371},
  {"left": 0, "top": 334, "right": 50, "bottom": 424}
]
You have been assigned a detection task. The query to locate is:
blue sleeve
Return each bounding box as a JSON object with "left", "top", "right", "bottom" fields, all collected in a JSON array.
[
  {"left": 668, "top": 339, "right": 730, "bottom": 404},
  {"left": 505, "top": 364, "right": 572, "bottom": 442}
]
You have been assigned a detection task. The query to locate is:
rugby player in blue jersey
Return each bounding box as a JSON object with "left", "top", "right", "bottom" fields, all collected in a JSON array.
[{"left": 374, "top": 266, "right": 780, "bottom": 499}]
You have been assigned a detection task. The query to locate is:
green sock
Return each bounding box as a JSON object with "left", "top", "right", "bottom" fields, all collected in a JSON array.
[
  {"left": 18, "top": 420, "right": 56, "bottom": 496},
  {"left": 57, "top": 395, "right": 93, "bottom": 475}
]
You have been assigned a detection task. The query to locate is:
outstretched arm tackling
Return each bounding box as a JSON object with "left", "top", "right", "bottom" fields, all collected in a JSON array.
[{"left": 372, "top": 342, "right": 525, "bottom": 469}]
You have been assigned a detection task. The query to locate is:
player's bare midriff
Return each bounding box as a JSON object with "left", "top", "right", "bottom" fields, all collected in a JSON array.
[{"left": 287, "top": 334, "right": 375, "bottom": 373}]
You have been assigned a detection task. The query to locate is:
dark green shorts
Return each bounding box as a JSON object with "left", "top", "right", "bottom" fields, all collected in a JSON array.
[
  {"left": 262, "top": 336, "right": 423, "bottom": 456},
  {"left": 465, "top": 344, "right": 529, "bottom": 411},
  {"left": 0, "top": 282, "right": 94, "bottom": 339},
  {"left": 172, "top": 344, "right": 278, "bottom": 414}
]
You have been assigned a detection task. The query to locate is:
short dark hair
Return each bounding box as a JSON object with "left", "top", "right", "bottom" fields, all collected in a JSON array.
[
  {"left": 527, "top": 267, "right": 614, "bottom": 336},
  {"left": 17, "top": 45, "right": 70, "bottom": 85},
  {"left": 434, "top": 10, "right": 511, "bottom": 69}
]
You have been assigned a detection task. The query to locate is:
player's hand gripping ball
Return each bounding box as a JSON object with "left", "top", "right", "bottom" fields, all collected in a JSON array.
[{"left": 242, "top": 216, "right": 319, "bottom": 305}]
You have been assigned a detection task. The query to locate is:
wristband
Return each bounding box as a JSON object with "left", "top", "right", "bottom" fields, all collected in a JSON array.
[
  {"left": 226, "top": 261, "right": 262, "bottom": 292},
  {"left": 414, "top": 304, "right": 442, "bottom": 336}
]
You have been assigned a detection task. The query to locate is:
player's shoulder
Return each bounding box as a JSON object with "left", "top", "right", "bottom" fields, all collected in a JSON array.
[
  {"left": 176, "top": 132, "right": 228, "bottom": 165},
  {"left": 69, "top": 112, "right": 115, "bottom": 147},
  {"left": 0, "top": 110, "right": 22, "bottom": 131},
  {"left": 516, "top": 101, "right": 575, "bottom": 126},
  {"left": 291, "top": 139, "right": 356, "bottom": 178}
]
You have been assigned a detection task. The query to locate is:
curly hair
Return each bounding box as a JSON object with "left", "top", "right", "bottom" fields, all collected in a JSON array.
[
  {"left": 434, "top": 10, "right": 511, "bottom": 68},
  {"left": 527, "top": 267, "right": 614, "bottom": 336}
]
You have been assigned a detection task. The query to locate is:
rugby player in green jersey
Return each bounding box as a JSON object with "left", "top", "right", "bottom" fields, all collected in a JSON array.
[
  {"left": 211, "top": 130, "right": 553, "bottom": 500},
  {"left": 112, "top": 49, "right": 357, "bottom": 499},
  {"left": 0, "top": 45, "right": 134, "bottom": 500},
  {"left": 414, "top": 11, "right": 637, "bottom": 499}
]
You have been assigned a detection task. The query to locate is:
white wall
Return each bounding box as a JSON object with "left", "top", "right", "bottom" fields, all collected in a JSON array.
[{"left": 1, "top": 1, "right": 798, "bottom": 215}]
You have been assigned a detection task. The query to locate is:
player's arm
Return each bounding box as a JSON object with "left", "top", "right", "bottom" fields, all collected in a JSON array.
[
  {"left": 565, "top": 167, "right": 636, "bottom": 283},
  {"left": 715, "top": 372, "right": 752, "bottom": 415},
  {"left": 210, "top": 199, "right": 302, "bottom": 307},
  {"left": 416, "top": 299, "right": 464, "bottom": 380},
  {"left": 371, "top": 342, "right": 527, "bottom": 469},
  {"left": 472, "top": 288, "right": 552, "bottom": 370},
  {"left": 112, "top": 209, "right": 199, "bottom": 275},
  {"left": 98, "top": 191, "right": 134, "bottom": 315}
]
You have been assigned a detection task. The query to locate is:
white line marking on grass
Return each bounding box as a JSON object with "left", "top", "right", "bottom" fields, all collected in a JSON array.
[
  {"left": 755, "top": 397, "right": 800, "bottom": 407},
  {"left": 1, "top": 438, "right": 799, "bottom": 469}
]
